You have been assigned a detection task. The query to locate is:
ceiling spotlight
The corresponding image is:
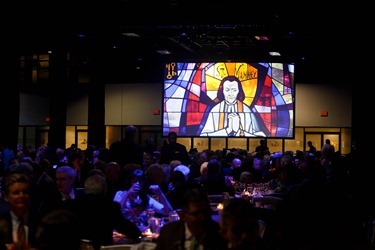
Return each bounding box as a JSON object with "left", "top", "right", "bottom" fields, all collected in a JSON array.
[
  {"left": 122, "top": 33, "right": 141, "bottom": 38},
  {"left": 157, "top": 50, "right": 172, "bottom": 55}
]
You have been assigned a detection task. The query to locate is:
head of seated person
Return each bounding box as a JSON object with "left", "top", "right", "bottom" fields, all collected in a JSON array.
[
  {"left": 220, "top": 198, "right": 261, "bottom": 249},
  {"left": 239, "top": 171, "right": 253, "bottom": 185}
]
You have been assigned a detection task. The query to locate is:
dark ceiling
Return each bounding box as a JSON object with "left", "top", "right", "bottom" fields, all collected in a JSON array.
[{"left": 10, "top": 0, "right": 367, "bottom": 84}]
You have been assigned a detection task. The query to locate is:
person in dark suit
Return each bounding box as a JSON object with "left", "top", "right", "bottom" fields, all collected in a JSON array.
[
  {"left": 165, "top": 170, "right": 188, "bottom": 210},
  {"left": 159, "top": 131, "right": 190, "bottom": 166},
  {"left": 155, "top": 188, "right": 227, "bottom": 250},
  {"left": 0, "top": 172, "right": 40, "bottom": 249},
  {"left": 63, "top": 174, "right": 142, "bottom": 250},
  {"left": 34, "top": 209, "right": 81, "bottom": 250},
  {"left": 108, "top": 125, "right": 144, "bottom": 168},
  {"left": 307, "top": 141, "right": 317, "bottom": 155},
  {"left": 255, "top": 139, "right": 269, "bottom": 156},
  {"left": 55, "top": 165, "right": 85, "bottom": 202}
]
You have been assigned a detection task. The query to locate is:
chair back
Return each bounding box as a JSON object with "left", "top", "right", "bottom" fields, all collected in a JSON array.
[
  {"left": 100, "top": 242, "right": 156, "bottom": 250},
  {"left": 257, "top": 219, "right": 267, "bottom": 238},
  {"left": 252, "top": 196, "right": 284, "bottom": 210}
]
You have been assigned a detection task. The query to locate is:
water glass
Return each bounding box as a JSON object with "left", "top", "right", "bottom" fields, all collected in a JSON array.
[
  {"left": 161, "top": 217, "right": 169, "bottom": 226},
  {"left": 222, "top": 192, "right": 230, "bottom": 201},
  {"left": 148, "top": 217, "right": 159, "bottom": 233},
  {"left": 169, "top": 211, "right": 180, "bottom": 222},
  {"left": 247, "top": 186, "right": 254, "bottom": 195}
]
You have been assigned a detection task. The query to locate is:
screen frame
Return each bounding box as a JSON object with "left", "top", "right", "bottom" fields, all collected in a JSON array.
[{"left": 162, "top": 62, "right": 295, "bottom": 139}]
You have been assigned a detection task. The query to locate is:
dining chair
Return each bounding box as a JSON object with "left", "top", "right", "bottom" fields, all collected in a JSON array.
[
  {"left": 252, "top": 196, "right": 284, "bottom": 210},
  {"left": 100, "top": 242, "right": 157, "bottom": 250},
  {"left": 100, "top": 244, "right": 134, "bottom": 250},
  {"left": 258, "top": 219, "right": 267, "bottom": 238},
  {"left": 207, "top": 194, "right": 224, "bottom": 204}
]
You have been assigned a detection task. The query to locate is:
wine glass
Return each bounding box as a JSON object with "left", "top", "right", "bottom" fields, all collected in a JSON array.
[{"left": 148, "top": 217, "right": 159, "bottom": 234}]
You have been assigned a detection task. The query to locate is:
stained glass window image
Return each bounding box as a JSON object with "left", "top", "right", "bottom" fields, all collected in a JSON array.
[{"left": 163, "top": 62, "right": 294, "bottom": 138}]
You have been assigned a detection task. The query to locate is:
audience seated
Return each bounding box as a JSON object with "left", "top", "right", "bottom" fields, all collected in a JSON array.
[
  {"left": 113, "top": 169, "right": 173, "bottom": 228},
  {"left": 0, "top": 142, "right": 365, "bottom": 249},
  {"left": 63, "top": 174, "right": 142, "bottom": 249},
  {"left": 145, "top": 163, "right": 169, "bottom": 194},
  {"left": 102, "top": 161, "right": 123, "bottom": 199},
  {"left": 195, "top": 158, "right": 235, "bottom": 196}
]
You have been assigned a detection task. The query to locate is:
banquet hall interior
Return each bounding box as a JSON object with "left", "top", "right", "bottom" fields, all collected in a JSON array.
[{"left": 1, "top": 1, "right": 372, "bottom": 249}]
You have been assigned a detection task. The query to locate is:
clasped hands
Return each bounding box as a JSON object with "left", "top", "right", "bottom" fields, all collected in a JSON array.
[{"left": 225, "top": 112, "right": 240, "bottom": 135}]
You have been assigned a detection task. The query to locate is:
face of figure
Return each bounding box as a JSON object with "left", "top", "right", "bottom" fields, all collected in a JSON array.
[
  {"left": 56, "top": 172, "right": 74, "bottom": 195},
  {"left": 182, "top": 201, "right": 211, "bottom": 237},
  {"left": 220, "top": 219, "right": 239, "bottom": 247},
  {"left": 143, "top": 153, "right": 155, "bottom": 167},
  {"left": 5, "top": 182, "right": 31, "bottom": 215},
  {"left": 223, "top": 80, "right": 239, "bottom": 104},
  {"left": 168, "top": 135, "right": 177, "bottom": 144}
]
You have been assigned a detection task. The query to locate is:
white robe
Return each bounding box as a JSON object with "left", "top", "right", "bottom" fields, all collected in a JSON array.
[{"left": 200, "top": 100, "right": 266, "bottom": 137}]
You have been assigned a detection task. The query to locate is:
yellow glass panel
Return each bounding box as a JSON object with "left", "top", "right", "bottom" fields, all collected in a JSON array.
[
  {"left": 249, "top": 139, "right": 262, "bottom": 153},
  {"left": 106, "top": 126, "right": 122, "bottom": 149},
  {"left": 285, "top": 127, "right": 304, "bottom": 154},
  {"left": 39, "top": 53, "right": 49, "bottom": 60},
  {"left": 211, "top": 138, "right": 226, "bottom": 151},
  {"left": 305, "top": 134, "right": 321, "bottom": 152},
  {"left": 39, "top": 61, "right": 49, "bottom": 68},
  {"left": 177, "top": 137, "right": 191, "bottom": 151},
  {"left": 305, "top": 127, "right": 340, "bottom": 132},
  {"left": 193, "top": 138, "right": 209, "bottom": 152},
  {"left": 323, "top": 134, "right": 339, "bottom": 154},
  {"left": 228, "top": 138, "right": 247, "bottom": 151},
  {"left": 341, "top": 128, "right": 351, "bottom": 155},
  {"left": 78, "top": 132, "right": 88, "bottom": 150},
  {"left": 66, "top": 126, "right": 76, "bottom": 149},
  {"left": 268, "top": 139, "right": 282, "bottom": 153}
]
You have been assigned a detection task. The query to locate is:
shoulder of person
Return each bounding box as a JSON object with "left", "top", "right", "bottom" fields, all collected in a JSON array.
[
  {"left": 148, "top": 195, "right": 164, "bottom": 210},
  {"left": 75, "top": 187, "right": 85, "bottom": 197},
  {"left": 177, "top": 143, "right": 187, "bottom": 149},
  {"left": 113, "top": 190, "right": 127, "bottom": 203},
  {"left": 159, "top": 219, "right": 185, "bottom": 232}
]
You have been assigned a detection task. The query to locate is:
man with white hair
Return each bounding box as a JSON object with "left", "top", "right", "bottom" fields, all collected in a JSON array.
[
  {"left": 55, "top": 166, "right": 84, "bottom": 201},
  {"left": 174, "top": 164, "right": 190, "bottom": 181}
]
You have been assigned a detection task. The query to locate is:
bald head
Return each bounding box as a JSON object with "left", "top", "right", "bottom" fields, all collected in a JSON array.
[{"left": 232, "top": 158, "right": 242, "bottom": 168}]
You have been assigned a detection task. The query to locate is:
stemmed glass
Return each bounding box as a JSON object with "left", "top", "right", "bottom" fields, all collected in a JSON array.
[{"left": 148, "top": 217, "right": 159, "bottom": 234}]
